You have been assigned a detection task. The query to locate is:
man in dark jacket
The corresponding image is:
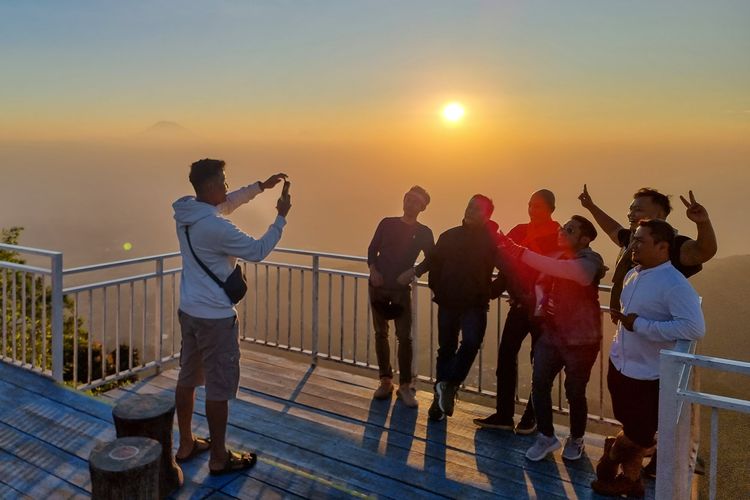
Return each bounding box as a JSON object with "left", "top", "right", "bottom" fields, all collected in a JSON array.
[{"left": 423, "top": 194, "right": 502, "bottom": 421}]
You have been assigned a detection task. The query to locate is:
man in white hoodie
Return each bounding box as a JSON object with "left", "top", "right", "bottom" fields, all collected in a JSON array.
[{"left": 172, "top": 158, "right": 290, "bottom": 475}]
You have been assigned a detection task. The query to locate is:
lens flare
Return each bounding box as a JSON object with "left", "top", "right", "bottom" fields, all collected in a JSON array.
[{"left": 122, "top": 242, "right": 133, "bottom": 251}]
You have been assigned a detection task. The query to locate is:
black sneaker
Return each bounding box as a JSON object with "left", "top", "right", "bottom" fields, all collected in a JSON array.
[
  {"left": 514, "top": 415, "right": 537, "bottom": 435},
  {"left": 428, "top": 394, "right": 445, "bottom": 421},
  {"left": 643, "top": 453, "right": 657, "bottom": 478},
  {"left": 436, "top": 381, "right": 457, "bottom": 416},
  {"left": 473, "top": 413, "right": 515, "bottom": 430}
]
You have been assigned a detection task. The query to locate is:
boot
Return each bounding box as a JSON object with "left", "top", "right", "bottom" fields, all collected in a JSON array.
[
  {"left": 595, "top": 434, "right": 620, "bottom": 482},
  {"left": 591, "top": 433, "right": 647, "bottom": 498}
]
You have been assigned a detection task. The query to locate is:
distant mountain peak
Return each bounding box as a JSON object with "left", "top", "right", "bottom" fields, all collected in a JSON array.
[{"left": 136, "top": 121, "right": 195, "bottom": 141}]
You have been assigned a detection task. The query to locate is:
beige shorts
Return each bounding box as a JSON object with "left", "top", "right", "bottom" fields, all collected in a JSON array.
[{"left": 177, "top": 310, "right": 240, "bottom": 401}]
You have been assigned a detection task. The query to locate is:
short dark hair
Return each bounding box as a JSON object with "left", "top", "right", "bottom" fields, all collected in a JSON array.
[
  {"left": 189, "top": 158, "right": 225, "bottom": 193},
  {"left": 571, "top": 215, "right": 597, "bottom": 242},
  {"left": 471, "top": 194, "right": 495, "bottom": 217},
  {"left": 408, "top": 185, "right": 431, "bottom": 206},
  {"left": 634, "top": 188, "right": 672, "bottom": 217},
  {"left": 533, "top": 189, "right": 556, "bottom": 211},
  {"left": 638, "top": 219, "right": 675, "bottom": 250}
]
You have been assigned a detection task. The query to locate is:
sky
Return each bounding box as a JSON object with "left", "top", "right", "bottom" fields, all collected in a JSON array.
[{"left": 1, "top": 1, "right": 749, "bottom": 263}]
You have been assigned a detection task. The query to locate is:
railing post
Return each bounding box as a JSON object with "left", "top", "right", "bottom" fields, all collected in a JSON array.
[
  {"left": 657, "top": 350, "right": 682, "bottom": 500},
  {"left": 411, "top": 278, "right": 419, "bottom": 381},
  {"left": 50, "top": 252, "right": 64, "bottom": 382},
  {"left": 155, "top": 257, "right": 164, "bottom": 369},
  {"left": 311, "top": 255, "right": 319, "bottom": 366}
]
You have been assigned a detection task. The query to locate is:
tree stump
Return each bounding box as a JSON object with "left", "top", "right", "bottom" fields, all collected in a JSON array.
[
  {"left": 89, "top": 436, "right": 161, "bottom": 500},
  {"left": 113, "top": 393, "right": 183, "bottom": 498}
]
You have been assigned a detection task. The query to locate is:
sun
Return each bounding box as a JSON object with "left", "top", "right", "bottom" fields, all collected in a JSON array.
[{"left": 442, "top": 102, "right": 465, "bottom": 123}]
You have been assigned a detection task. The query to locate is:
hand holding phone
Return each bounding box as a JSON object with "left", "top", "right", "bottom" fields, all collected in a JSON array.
[{"left": 277, "top": 180, "right": 292, "bottom": 217}]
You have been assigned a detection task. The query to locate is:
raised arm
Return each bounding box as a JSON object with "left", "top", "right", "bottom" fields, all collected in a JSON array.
[
  {"left": 678, "top": 191, "right": 718, "bottom": 267},
  {"left": 218, "top": 173, "right": 287, "bottom": 215},
  {"left": 578, "top": 184, "right": 624, "bottom": 245}
]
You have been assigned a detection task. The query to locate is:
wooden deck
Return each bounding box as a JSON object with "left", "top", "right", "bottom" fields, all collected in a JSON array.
[{"left": 0, "top": 351, "right": 656, "bottom": 499}]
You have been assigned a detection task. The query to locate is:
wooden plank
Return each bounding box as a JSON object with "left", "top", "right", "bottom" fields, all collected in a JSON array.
[
  {"left": 0, "top": 421, "right": 91, "bottom": 490},
  {"left": 164, "top": 367, "right": 601, "bottom": 490},
  {"left": 0, "top": 480, "right": 32, "bottom": 500},
  {"left": 111, "top": 383, "right": 442, "bottom": 500},
  {"left": 0, "top": 447, "right": 88, "bottom": 498},
  {"left": 128, "top": 377, "right": 552, "bottom": 499}
]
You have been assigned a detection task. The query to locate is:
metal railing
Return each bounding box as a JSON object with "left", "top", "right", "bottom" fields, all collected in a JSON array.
[
  {"left": 657, "top": 342, "right": 750, "bottom": 500},
  {"left": 2, "top": 244, "right": 618, "bottom": 424}
]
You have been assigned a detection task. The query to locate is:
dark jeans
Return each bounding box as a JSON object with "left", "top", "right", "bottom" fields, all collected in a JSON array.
[
  {"left": 496, "top": 305, "right": 542, "bottom": 420},
  {"left": 532, "top": 336, "right": 599, "bottom": 438},
  {"left": 436, "top": 306, "right": 487, "bottom": 384},
  {"left": 370, "top": 286, "right": 413, "bottom": 384},
  {"left": 608, "top": 360, "right": 659, "bottom": 448}
]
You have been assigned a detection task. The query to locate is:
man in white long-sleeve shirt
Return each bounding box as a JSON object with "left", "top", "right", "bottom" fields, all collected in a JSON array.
[
  {"left": 497, "top": 215, "right": 606, "bottom": 462},
  {"left": 592, "top": 219, "right": 705, "bottom": 498},
  {"left": 172, "top": 158, "right": 290, "bottom": 476}
]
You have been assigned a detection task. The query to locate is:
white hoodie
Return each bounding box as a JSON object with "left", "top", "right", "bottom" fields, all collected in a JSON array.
[{"left": 173, "top": 183, "right": 286, "bottom": 319}]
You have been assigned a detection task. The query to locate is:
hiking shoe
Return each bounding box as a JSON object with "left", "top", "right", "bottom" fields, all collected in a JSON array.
[
  {"left": 396, "top": 385, "right": 419, "bottom": 408},
  {"left": 514, "top": 416, "right": 537, "bottom": 435},
  {"left": 473, "top": 413, "right": 515, "bottom": 430},
  {"left": 436, "top": 381, "right": 457, "bottom": 416},
  {"left": 525, "top": 434, "right": 561, "bottom": 461},
  {"left": 428, "top": 394, "right": 444, "bottom": 421},
  {"left": 373, "top": 377, "right": 394, "bottom": 400},
  {"left": 562, "top": 436, "right": 585, "bottom": 460}
]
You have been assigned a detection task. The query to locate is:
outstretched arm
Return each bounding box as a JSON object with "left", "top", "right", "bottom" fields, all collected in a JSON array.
[
  {"left": 218, "top": 173, "right": 288, "bottom": 215},
  {"left": 578, "top": 184, "right": 624, "bottom": 245},
  {"left": 678, "top": 191, "right": 718, "bottom": 267}
]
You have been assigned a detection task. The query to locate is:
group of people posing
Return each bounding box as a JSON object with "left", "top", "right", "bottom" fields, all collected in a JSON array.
[
  {"left": 367, "top": 184, "right": 714, "bottom": 497},
  {"left": 170, "top": 158, "right": 714, "bottom": 496}
]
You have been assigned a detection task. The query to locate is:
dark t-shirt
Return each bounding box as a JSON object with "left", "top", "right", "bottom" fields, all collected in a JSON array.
[
  {"left": 609, "top": 228, "right": 702, "bottom": 311},
  {"left": 367, "top": 217, "right": 434, "bottom": 290}
]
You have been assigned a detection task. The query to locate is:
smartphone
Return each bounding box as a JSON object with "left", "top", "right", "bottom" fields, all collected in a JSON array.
[{"left": 281, "top": 180, "right": 291, "bottom": 198}]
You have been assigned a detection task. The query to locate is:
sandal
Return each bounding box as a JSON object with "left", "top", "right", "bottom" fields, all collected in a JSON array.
[
  {"left": 175, "top": 436, "right": 211, "bottom": 463},
  {"left": 209, "top": 449, "right": 258, "bottom": 476}
]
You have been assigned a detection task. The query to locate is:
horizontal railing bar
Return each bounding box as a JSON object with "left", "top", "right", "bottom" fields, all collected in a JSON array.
[
  {"left": 662, "top": 350, "right": 750, "bottom": 374},
  {"left": 272, "top": 247, "right": 366, "bottom": 262},
  {"left": 63, "top": 252, "right": 182, "bottom": 274},
  {"left": 0, "top": 243, "right": 62, "bottom": 258},
  {"left": 74, "top": 362, "right": 159, "bottom": 391},
  {"left": 677, "top": 389, "right": 750, "bottom": 414},
  {"left": 0, "top": 262, "right": 52, "bottom": 275},
  {"left": 63, "top": 272, "right": 167, "bottom": 293}
]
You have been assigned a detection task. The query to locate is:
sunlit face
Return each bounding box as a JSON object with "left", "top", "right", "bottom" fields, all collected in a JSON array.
[
  {"left": 464, "top": 197, "right": 491, "bottom": 227},
  {"left": 628, "top": 196, "right": 663, "bottom": 230},
  {"left": 211, "top": 172, "right": 229, "bottom": 204},
  {"left": 528, "top": 193, "right": 553, "bottom": 222},
  {"left": 631, "top": 226, "right": 666, "bottom": 267},
  {"left": 442, "top": 102, "right": 465, "bottom": 123}
]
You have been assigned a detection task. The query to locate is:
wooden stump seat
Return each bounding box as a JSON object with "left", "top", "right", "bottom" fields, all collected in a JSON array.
[
  {"left": 89, "top": 436, "right": 161, "bottom": 500},
  {"left": 112, "top": 393, "right": 183, "bottom": 498}
]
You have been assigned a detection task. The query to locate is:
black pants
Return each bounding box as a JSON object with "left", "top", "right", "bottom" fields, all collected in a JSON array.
[
  {"left": 436, "top": 306, "right": 487, "bottom": 384},
  {"left": 608, "top": 360, "right": 659, "bottom": 448},
  {"left": 495, "top": 305, "right": 541, "bottom": 420},
  {"left": 370, "top": 286, "right": 413, "bottom": 384}
]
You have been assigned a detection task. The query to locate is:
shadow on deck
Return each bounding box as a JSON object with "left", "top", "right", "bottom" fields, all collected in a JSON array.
[{"left": 0, "top": 352, "right": 655, "bottom": 499}]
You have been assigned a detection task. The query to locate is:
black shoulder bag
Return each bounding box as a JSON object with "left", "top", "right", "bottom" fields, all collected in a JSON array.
[{"left": 185, "top": 227, "right": 248, "bottom": 304}]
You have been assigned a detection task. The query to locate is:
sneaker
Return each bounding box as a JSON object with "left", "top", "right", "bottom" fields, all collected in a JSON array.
[
  {"left": 396, "top": 384, "right": 419, "bottom": 408},
  {"left": 514, "top": 416, "right": 537, "bottom": 435},
  {"left": 643, "top": 454, "right": 657, "bottom": 478},
  {"left": 562, "top": 436, "right": 585, "bottom": 460},
  {"left": 373, "top": 377, "right": 394, "bottom": 400},
  {"left": 473, "top": 413, "right": 515, "bottom": 430},
  {"left": 428, "top": 394, "right": 445, "bottom": 421},
  {"left": 435, "top": 381, "right": 457, "bottom": 416},
  {"left": 525, "top": 434, "right": 561, "bottom": 461}
]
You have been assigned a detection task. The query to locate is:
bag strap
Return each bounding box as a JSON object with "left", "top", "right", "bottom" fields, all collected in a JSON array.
[{"left": 184, "top": 226, "right": 224, "bottom": 288}]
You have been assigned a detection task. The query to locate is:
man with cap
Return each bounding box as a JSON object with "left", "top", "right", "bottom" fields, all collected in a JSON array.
[{"left": 367, "top": 186, "right": 434, "bottom": 408}]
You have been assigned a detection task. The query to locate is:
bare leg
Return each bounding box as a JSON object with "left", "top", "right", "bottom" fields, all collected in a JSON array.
[
  {"left": 206, "top": 399, "right": 229, "bottom": 469},
  {"left": 175, "top": 384, "right": 196, "bottom": 457}
]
